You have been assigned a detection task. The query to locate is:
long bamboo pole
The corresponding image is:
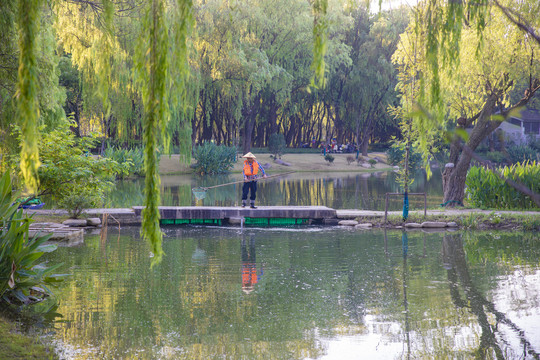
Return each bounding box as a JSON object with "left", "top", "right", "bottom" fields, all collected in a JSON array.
[{"left": 195, "top": 171, "right": 297, "bottom": 191}]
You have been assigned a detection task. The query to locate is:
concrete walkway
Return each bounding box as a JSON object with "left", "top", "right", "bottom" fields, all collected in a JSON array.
[{"left": 26, "top": 206, "right": 540, "bottom": 226}]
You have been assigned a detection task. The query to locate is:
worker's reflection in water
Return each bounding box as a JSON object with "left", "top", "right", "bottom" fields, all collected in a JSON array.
[{"left": 241, "top": 235, "right": 262, "bottom": 294}]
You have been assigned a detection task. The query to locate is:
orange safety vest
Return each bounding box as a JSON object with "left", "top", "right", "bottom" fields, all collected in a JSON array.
[
  {"left": 242, "top": 263, "right": 258, "bottom": 286},
  {"left": 243, "top": 160, "right": 260, "bottom": 176}
]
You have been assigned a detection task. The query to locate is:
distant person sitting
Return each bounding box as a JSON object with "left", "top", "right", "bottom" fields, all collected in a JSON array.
[{"left": 242, "top": 152, "right": 267, "bottom": 209}]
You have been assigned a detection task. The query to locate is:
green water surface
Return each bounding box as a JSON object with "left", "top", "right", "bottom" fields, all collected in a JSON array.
[
  {"left": 43, "top": 227, "right": 540, "bottom": 360},
  {"left": 102, "top": 171, "right": 443, "bottom": 210}
]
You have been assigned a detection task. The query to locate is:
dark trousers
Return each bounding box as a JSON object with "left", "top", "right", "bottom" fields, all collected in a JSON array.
[{"left": 242, "top": 181, "right": 257, "bottom": 201}]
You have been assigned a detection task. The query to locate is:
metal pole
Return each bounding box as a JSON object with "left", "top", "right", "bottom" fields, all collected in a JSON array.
[
  {"left": 424, "top": 193, "right": 427, "bottom": 218},
  {"left": 385, "top": 193, "right": 389, "bottom": 224}
]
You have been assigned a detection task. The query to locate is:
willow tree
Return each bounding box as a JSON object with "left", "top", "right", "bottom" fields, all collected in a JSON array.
[
  {"left": 132, "top": 0, "right": 193, "bottom": 265},
  {"left": 333, "top": 7, "right": 408, "bottom": 155},
  {"left": 393, "top": 0, "right": 540, "bottom": 207},
  {"left": 15, "top": 0, "right": 43, "bottom": 193},
  {"left": 53, "top": 0, "right": 138, "bottom": 145},
  {"left": 15, "top": 0, "right": 330, "bottom": 262}
]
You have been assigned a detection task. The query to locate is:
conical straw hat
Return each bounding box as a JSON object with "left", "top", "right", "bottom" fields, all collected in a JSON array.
[{"left": 242, "top": 152, "right": 256, "bottom": 159}]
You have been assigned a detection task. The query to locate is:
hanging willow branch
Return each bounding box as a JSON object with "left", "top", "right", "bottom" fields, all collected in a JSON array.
[
  {"left": 167, "top": 0, "right": 194, "bottom": 161},
  {"left": 16, "top": 0, "right": 42, "bottom": 194},
  {"left": 310, "top": 0, "right": 328, "bottom": 89},
  {"left": 135, "top": 0, "right": 193, "bottom": 265},
  {"left": 419, "top": 0, "right": 488, "bottom": 116},
  {"left": 134, "top": 0, "right": 169, "bottom": 265},
  {"left": 96, "top": 0, "right": 114, "bottom": 120}
]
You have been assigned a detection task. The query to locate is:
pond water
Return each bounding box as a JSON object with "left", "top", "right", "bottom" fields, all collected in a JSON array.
[
  {"left": 43, "top": 227, "right": 540, "bottom": 360},
  {"left": 104, "top": 170, "right": 443, "bottom": 211}
]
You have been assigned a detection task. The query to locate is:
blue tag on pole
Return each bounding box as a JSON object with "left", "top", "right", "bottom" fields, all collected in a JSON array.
[{"left": 403, "top": 191, "right": 409, "bottom": 221}]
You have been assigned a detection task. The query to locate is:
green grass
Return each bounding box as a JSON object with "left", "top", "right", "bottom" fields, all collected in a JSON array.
[
  {"left": 250, "top": 147, "right": 321, "bottom": 154},
  {"left": 0, "top": 316, "right": 57, "bottom": 359},
  {"left": 358, "top": 212, "right": 540, "bottom": 231}
]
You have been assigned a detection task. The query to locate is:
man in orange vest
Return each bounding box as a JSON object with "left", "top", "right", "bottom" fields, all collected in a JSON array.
[{"left": 242, "top": 152, "right": 267, "bottom": 208}]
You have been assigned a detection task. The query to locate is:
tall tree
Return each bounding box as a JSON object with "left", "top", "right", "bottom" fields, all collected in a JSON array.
[
  {"left": 393, "top": 0, "right": 540, "bottom": 207},
  {"left": 339, "top": 8, "right": 408, "bottom": 155}
]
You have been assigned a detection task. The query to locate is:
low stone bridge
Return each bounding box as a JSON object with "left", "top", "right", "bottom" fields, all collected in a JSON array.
[
  {"left": 132, "top": 206, "right": 337, "bottom": 226},
  {"left": 27, "top": 206, "right": 539, "bottom": 228}
]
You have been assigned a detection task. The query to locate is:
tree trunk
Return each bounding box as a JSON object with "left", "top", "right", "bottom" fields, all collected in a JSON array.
[
  {"left": 242, "top": 103, "right": 257, "bottom": 154},
  {"left": 361, "top": 137, "right": 369, "bottom": 157},
  {"left": 442, "top": 95, "right": 500, "bottom": 207},
  {"left": 268, "top": 96, "right": 279, "bottom": 139}
]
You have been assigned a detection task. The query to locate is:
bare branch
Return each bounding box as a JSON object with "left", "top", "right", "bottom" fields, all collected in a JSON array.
[{"left": 491, "top": 0, "right": 540, "bottom": 46}]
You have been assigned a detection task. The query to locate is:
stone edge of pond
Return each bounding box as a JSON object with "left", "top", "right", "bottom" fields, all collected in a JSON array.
[{"left": 24, "top": 207, "right": 540, "bottom": 232}]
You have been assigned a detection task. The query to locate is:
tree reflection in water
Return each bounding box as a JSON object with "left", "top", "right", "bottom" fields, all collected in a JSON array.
[
  {"left": 402, "top": 231, "right": 411, "bottom": 360},
  {"left": 101, "top": 171, "right": 444, "bottom": 210},
  {"left": 442, "top": 233, "right": 540, "bottom": 360},
  {"left": 43, "top": 228, "right": 539, "bottom": 359}
]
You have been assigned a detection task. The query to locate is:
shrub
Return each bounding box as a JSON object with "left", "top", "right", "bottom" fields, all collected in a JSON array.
[
  {"left": 103, "top": 146, "right": 145, "bottom": 178},
  {"left": 356, "top": 156, "right": 364, "bottom": 165},
  {"left": 368, "top": 159, "right": 377, "bottom": 168},
  {"left": 369, "top": 141, "right": 392, "bottom": 152},
  {"left": 12, "top": 123, "right": 126, "bottom": 209},
  {"left": 0, "top": 172, "right": 65, "bottom": 308},
  {"left": 346, "top": 155, "right": 355, "bottom": 165},
  {"left": 527, "top": 136, "right": 540, "bottom": 151},
  {"left": 324, "top": 154, "right": 334, "bottom": 165},
  {"left": 386, "top": 144, "right": 422, "bottom": 169},
  {"left": 193, "top": 143, "right": 236, "bottom": 175},
  {"left": 465, "top": 161, "right": 540, "bottom": 209},
  {"left": 506, "top": 145, "right": 538, "bottom": 164},
  {"left": 268, "top": 133, "right": 286, "bottom": 159},
  {"left": 484, "top": 151, "right": 506, "bottom": 164},
  {"left": 58, "top": 191, "right": 94, "bottom": 219}
]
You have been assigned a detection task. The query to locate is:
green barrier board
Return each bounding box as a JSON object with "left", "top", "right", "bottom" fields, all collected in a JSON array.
[
  {"left": 244, "top": 218, "right": 310, "bottom": 226},
  {"left": 160, "top": 218, "right": 310, "bottom": 226},
  {"left": 160, "top": 219, "right": 222, "bottom": 225}
]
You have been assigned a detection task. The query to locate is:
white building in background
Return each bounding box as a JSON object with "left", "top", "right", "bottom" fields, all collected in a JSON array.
[{"left": 500, "top": 108, "right": 540, "bottom": 144}]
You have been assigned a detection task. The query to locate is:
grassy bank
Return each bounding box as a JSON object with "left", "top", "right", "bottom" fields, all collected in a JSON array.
[
  {"left": 159, "top": 152, "right": 391, "bottom": 175},
  {"left": 356, "top": 211, "right": 540, "bottom": 231},
  {"left": 0, "top": 315, "right": 57, "bottom": 359}
]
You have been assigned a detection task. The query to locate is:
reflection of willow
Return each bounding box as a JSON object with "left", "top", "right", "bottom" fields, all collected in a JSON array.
[
  {"left": 382, "top": 172, "right": 442, "bottom": 211},
  {"left": 104, "top": 178, "right": 145, "bottom": 208},
  {"left": 442, "top": 233, "right": 540, "bottom": 360},
  {"left": 105, "top": 179, "right": 194, "bottom": 207},
  {"left": 161, "top": 185, "right": 193, "bottom": 206},
  {"left": 197, "top": 185, "right": 238, "bottom": 206},
  {"left": 402, "top": 232, "right": 411, "bottom": 360},
  {"left": 107, "top": 171, "right": 445, "bottom": 208},
  {"left": 255, "top": 178, "right": 334, "bottom": 206},
  {"left": 385, "top": 230, "right": 429, "bottom": 360},
  {"left": 350, "top": 174, "right": 381, "bottom": 210},
  {"left": 48, "top": 230, "right": 334, "bottom": 359},
  {"left": 190, "top": 174, "right": 244, "bottom": 206}
]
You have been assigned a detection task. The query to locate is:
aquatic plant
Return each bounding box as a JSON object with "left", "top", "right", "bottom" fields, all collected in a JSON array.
[
  {"left": 0, "top": 172, "right": 65, "bottom": 308},
  {"left": 466, "top": 161, "right": 540, "bottom": 209},
  {"left": 193, "top": 143, "right": 237, "bottom": 175},
  {"left": 103, "top": 146, "right": 145, "bottom": 178}
]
